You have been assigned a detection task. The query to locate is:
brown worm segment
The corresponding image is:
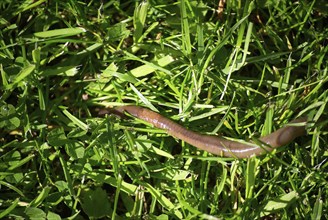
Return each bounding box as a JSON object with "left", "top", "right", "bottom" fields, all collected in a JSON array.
[{"left": 111, "top": 105, "right": 307, "bottom": 158}]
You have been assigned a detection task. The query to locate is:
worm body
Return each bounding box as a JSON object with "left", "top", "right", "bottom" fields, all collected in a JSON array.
[{"left": 114, "top": 105, "right": 307, "bottom": 158}]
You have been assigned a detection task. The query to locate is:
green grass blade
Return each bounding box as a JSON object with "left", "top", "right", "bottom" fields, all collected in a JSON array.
[{"left": 34, "top": 27, "right": 86, "bottom": 38}]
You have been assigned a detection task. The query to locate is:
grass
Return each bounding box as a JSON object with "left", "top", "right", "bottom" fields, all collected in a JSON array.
[{"left": 0, "top": 0, "right": 327, "bottom": 219}]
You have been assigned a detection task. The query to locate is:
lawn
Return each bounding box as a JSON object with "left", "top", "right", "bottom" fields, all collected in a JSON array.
[{"left": 0, "top": 0, "right": 327, "bottom": 219}]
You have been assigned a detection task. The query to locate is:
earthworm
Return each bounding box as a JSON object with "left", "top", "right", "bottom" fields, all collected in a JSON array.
[{"left": 110, "top": 105, "right": 307, "bottom": 158}]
